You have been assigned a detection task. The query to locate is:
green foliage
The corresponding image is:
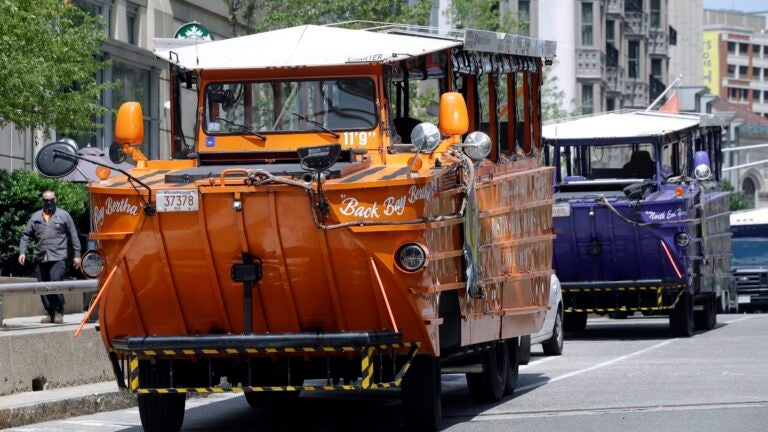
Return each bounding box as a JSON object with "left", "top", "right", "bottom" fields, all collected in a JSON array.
[
  {"left": 449, "top": 0, "right": 518, "bottom": 32},
  {"left": 0, "top": 0, "right": 112, "bottom": 136},
  {"left": 722, "top": 179, "right": 750, "bottom": 211},
  {"left": 0, "top": 170, "right": 88, "bottom": 275},
  {"left": 225, "top": 0, "right": 432, "bottom": 35}
]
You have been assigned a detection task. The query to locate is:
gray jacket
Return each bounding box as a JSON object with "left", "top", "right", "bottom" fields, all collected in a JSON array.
[{"left": 19, "top": 209, "right": 81, "bottom": 263}]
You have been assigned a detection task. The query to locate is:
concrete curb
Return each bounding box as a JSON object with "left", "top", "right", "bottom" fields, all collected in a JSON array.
[{"left": 0, "top": 386, "right": 136, "bottom": 429}]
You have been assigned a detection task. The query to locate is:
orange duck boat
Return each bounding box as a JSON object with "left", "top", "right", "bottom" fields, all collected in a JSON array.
[{"left": 37, "top": 22, "right": 557, "bottom": 431}]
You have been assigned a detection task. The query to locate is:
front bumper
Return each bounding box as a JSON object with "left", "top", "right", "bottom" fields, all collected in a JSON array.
[{"left": 108, "top": 331, "right": 420, "bottom": 394}]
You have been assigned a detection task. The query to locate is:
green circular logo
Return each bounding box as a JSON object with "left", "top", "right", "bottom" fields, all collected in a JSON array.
[{"left": 174, "top": 22, "right": 213, "bottom": 41}]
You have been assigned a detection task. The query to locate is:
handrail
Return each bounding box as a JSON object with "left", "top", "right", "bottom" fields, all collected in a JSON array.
[{"left": 0, "top": 279, "right": 99, "bottom": 328}]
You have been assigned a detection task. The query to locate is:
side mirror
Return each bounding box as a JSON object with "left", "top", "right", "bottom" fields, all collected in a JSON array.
[
  {"left": 438, "top": 92, "right": 469, "bottom": 136},
  {"left": 410, "top": 122, "right": 441, "bottom": 153},
  {"left": 462, "top": 131, "right": 492, "bottom": 161},
  {"left": 115, "top": 102, "right": 148, "bottom": 162},
  {"left": 693, "top": 150, "right": 712, "bottom": 181},
  {"left": 35, "top": 140, "right": 78, "bottom": 178}
]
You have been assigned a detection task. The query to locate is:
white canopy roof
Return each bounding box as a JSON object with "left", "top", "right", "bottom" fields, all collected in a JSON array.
[
  {"left": 542, "top": 112, "right": 703, "bottom": 144},
  {"left": 154, "top": 25, "right": 463, "bottom": 70}
]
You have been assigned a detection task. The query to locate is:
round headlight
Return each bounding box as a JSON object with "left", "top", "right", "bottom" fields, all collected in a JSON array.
[
  {"left": 674, "top": 232, "right": 690, "bottom": 248},
  {"left": 694, "top": 164, "right": 711, "bottom": 181},
  {"left": 463, "top": 131, "right": 492, "bottom": 161},
  {"left": 396, "top": 243, "right": 428, "bottom": 272},
  {"left": 81, "top": 250, "right": 105, "bottom": 278}
]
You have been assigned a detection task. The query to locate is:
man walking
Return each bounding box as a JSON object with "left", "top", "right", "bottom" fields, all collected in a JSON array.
[{"left": 18, "top": 190, "right": 81, "bottom": 324}]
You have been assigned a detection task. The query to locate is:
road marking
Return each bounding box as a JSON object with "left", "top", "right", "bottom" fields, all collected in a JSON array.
[
  {"left": 459, "top": 400, "right": 768, "bottom": 421},
  {"left": 520, "top": 356, "right": 559, "bottom": 369},
  {"left": 722, "top": 315, "right": 754, "bottom": 324},
  {"left": 515, "top": 339, "right": 674, "bottom": 393}
]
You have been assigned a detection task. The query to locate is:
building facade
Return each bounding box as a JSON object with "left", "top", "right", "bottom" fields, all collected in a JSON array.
[
  {"left": 703, "top": 9, "right": 768, "bottom": 119},
  {"left": 0, "top": 0, "right": 234, "bottom": 170}
]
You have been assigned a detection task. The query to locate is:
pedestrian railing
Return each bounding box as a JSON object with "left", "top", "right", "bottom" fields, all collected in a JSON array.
[{"left": 0, "top": 279, "right": 98, "bottom": 328}]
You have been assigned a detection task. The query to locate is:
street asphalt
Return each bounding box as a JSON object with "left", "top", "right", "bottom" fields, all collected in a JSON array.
[{"left": 5, "top": 313, "right": 768, "bottom": 431}]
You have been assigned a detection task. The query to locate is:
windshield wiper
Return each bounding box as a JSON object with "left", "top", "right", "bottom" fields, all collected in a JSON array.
[
  {"left": 291, "top": 112, "right": 340, "bottom": 138},
  {"left": 213, "top": 117, "right": 266, "bottom": 140}
]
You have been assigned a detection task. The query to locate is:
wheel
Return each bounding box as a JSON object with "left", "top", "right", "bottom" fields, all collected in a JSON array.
[
  {"left": 517, "top": 335, "right": 531, "bottom": 365},
  {"left": 467, "top": 342, "right": 508, "bottom": 403},
  {"left": 670, "top": 291, "right": 694, "bottom": 337},
  {"left": 137, "top": 360, "right": 186, "bottom": 432},
  {"left": 694, "top": 293, "right": 717, "bottom": 331},
  {"left": 402, "top": 355, "right": 441, "bottom": 431},
  {"left": 563, "top": 312, "right": 588, "bottom": 332},
  {"left": 503, "top": 338, "right": 520, "bottom": 396},
  {"left": 542, "top": 305, "right": 564, "bottom": 356}
]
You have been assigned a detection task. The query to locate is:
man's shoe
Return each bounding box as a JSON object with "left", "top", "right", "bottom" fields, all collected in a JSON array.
[
  {"left": 53, "top": 313, "right": 64, "bottom": 324},
  {"left": 40, "top": 315, "right": 53, "bottom": 324}
]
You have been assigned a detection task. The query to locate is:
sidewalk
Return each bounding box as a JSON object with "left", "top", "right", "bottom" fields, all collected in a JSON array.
[{"left": 0, "top": 313, "right": 133, "bottom": 428}]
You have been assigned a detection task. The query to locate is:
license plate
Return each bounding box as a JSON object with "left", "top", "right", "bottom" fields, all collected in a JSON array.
[
  {"left": 552, "top": 204, "right": 571, "bottom": 217},
  {"left": 738, "top": 295, "right": 751, "bottom": 304},
  {"left": 156, "top": 190, "right": 199, "bottom": 212}
]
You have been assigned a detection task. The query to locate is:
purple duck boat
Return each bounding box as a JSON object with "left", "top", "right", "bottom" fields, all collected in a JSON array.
[{"left": 543, "top": 112, "right": 731, "bottom": 336}]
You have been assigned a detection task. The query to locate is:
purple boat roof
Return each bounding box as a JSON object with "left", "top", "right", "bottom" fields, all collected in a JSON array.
[{"left": 542, "top": 112, "right": 701, "bottom": 145}]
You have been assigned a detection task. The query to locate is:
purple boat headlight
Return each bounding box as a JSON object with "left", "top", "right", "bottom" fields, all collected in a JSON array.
[{"left": 693, "top": 151, "right": 711, "bottom": 180}]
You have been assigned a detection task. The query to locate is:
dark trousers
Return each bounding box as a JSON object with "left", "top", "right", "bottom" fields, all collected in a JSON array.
[{"left": 36, "top": 261, "right": 66, "bottom": 315}]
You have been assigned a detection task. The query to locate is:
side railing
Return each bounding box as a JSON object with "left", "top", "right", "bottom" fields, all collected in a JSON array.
[{"left": 0, "top": 279, "right": 99, "bottom": 328}]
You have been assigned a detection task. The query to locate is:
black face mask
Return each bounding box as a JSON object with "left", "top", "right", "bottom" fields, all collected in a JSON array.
[{"left": 43, "top": 200, "right": 57, "bottom": 214}]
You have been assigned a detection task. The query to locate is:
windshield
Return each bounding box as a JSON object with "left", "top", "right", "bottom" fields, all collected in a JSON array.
[
  {"left": 732, "top": 238, "right": 768, "bottom": 266},
  {"left": 204, "top": 78, "right": 377, "bottom": 135},
  {"left": 557, "top": 143, "right": 660, "bottom": 182}
]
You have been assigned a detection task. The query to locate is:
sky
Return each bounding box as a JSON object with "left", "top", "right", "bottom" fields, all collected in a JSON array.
[{"left": 703, "top": 0, "right": 768, "bottom": 12}]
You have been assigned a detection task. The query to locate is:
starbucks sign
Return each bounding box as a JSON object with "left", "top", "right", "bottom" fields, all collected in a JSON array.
[{"left": 174, "top": 22, "right": 213, "bottom": 41}]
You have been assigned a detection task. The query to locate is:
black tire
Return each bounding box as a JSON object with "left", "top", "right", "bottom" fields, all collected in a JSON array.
[
  {"left": 503, "top": 338, "right": 520, "bottom": 396},
  {"left": 563, "top": 312, "right": 588, "bottom": 332},
  {"left": 402, "top": 355, "right": 441, "bottom": 431},
  {"left": 467, "top": 342, "right": 508, "bottom": 403},
  {"left": 137, "top": 361, "right": 186, "bottom": 432},
  {"left": 517, "top": 335, "right": 531, "bottom": 365},
  {"left": 694, "top": 294, "right": 717, "bottom": 331},
  {"left": 670, "top": 291, "right": 694, "bottom": 337},
  {"left": 542, "top": 305, "right": 564, "bottom": 356}
]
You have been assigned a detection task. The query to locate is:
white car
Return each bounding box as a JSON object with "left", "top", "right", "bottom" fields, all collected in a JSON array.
[{"left": 518, "top": 274, "right": 564, "bottom": 364}]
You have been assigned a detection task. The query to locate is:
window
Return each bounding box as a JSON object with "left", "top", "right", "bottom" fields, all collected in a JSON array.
[
  {"left": 753, "top": 67, "right": 762, "bottom": 80},
  {"left": 518, "top": 1, "right": 531, "bottom": 36},
  {"left": 607, "top": 97, "right": 615, "bottom": 111},
  {"left": 651, "top": 59, "right": 662, "bottom": 79},
  {"left": 650, "top": 0, "right": 661, "bottom": 29},
  {"left": 754, "top": 45, "right": 761, "bottom": 57},
  {"left": 126, "top": 3, "right": 139, "bottom": 45},
  {"left": 727, "top": 64, "right": 736, "bottom": 78},
  {"left": 754, "top": 90, "right": 762, "bottom": 103},
  {"left": 204, "top": 78, "right": 378, "bottom": 135},
  {"left": 606, "top": 20, "right": 615, "bottom": 43},
  {"left": 72, "top": 0, "right": 111, "bottom": 37},
  {"left": 728, "top": 42, "right": 736, "bottom": 54},
  {"left": 764, "top": 90, "right": 768, "bottom": 101},
  {"left": 582, "top": 84, "right": 594, "bottom": 114},
  {"left": 581, "top": 2, "right": 593, "bottom": 46},
  {"left": 764, "top": 46, "right": 768, "bottom": 56},
  {"left": 740, "top": 43, "right": 749, "bottom": 55},
  {"left": 739, "top": 65, "right": 748, "bottom": 78},
  {"left": 628, "top": 40, "right": 640, "bottom": 79}
]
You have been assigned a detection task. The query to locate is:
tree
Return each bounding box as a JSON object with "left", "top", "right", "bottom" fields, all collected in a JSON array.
[
  {"left": 225, "top": 0, "right": 432, "bottom": 36},
  {"left": 0, "top": 0, "right": 112, "bottom": 137},
  {"left": 722, "top": 179, "right": 750, "bottom": 211},
  {"left": 449, "top": 0, "right": 570, "bottom": 121}
]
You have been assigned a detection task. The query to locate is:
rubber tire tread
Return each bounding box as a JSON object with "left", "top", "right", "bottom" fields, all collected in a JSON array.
[
  {"left": 518, "top": 335, "right": 531, "bottom": 365},
  {"left": 467, "top": 342, "right": 509, "bottom": 403},
  {"left": 503, "top": 338, "right": 520, "bottom": 396},
  {"left": 670, "top": 291, "right": 694, "bottom": 337},
  {"left": 694, "top": 294, "right": 717, "bottom": 331},
  {"left": 542, "top": 305, "right": 564, "bottom": 356},
  {"left": 137, "top": 361, "right": 186, "bottom": 432},
  {"left": 402, "top": 355, "right": 442, "bottom": 431}
]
